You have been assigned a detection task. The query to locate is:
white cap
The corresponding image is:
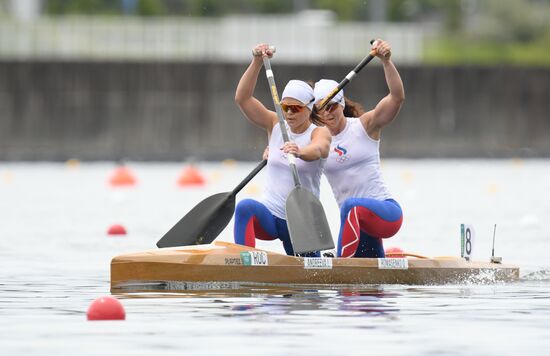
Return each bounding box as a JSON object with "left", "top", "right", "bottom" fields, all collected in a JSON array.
[
  {"left": 314, "top": 79, "right": 345, "bottom": 107},
  {"left": 281, "top": 80, "right": 314, "bottom": 110}
]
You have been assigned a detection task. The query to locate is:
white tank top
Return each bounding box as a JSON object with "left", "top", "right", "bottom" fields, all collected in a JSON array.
[
  {"left": 323, "top": 117, "right": 393, "bottom": 207},
  {"left": 260, "top": 122, "right": 325, "bottom": 219}
]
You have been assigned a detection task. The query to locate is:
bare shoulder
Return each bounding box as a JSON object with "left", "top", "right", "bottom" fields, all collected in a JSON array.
[
  {"left": 359, "top": 110, "right": 381, "bottom": 140},
  {"left": 311, "top": 126, "right": 332, "bottom": 140}
]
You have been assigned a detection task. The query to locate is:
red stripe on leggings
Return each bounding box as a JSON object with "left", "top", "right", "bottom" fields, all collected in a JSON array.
[
  {"left": 340, "top": 206, "right": 402, "bottom": 257},
  {"left": 244, "top": 216, "right": 276, "bottom": 248}
]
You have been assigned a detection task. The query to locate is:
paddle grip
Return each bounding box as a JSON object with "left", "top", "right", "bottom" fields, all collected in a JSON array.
[{"left": 252, "top": 46, "right": 276, "bottom": 57}]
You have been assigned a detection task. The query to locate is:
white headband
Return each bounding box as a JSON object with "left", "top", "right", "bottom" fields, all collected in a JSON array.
[
  {"left": 314, "top": 79, "right": 345, "bottom": 107},
  {"left": 281, "top": 80, "right": 314, "bottom": 110}
]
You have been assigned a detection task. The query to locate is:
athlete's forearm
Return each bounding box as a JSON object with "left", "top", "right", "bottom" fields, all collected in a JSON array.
[
  {"left": 235, "top": 57, "right": 263, "bottom": 104},
  {"left": 381, "top": 59, "right": 405, "bottom": 103},
  {"left": 297, "top": 145, "right": 323, "bottom": 161}
]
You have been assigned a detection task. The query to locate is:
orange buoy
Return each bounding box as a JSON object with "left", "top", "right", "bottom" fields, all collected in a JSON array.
[
  {"left": 109, "top": 166, "right": 137, "bottom": 187},
  {"left": 107, "top": 224, "right": 127, "bottom": 235},
  {"left": 177, "top": 165, "right": 206, "bottom": 187},
  {"left": 87, "top": 296, "right": 125, "bottom": 321},
  {"left": 385, "top": 246, "right": 405, "bottom": 258}
]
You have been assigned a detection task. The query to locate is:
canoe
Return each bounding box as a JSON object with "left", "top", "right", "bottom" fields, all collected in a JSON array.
[{"left": 110, "top": 241, "right": 519, "bottom": 292}]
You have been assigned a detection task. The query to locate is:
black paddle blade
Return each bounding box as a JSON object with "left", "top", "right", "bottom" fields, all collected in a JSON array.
[
  {"left": 156, "top": 192, "right": 235, "bottom": 248},
  {"left": 285, "top": 187, "right": 334, "bottom": 254}
]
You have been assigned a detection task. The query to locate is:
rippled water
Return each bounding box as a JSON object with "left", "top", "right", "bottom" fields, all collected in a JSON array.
[{"left": 1, "top": 160, "right": 549, "bottom": 355}]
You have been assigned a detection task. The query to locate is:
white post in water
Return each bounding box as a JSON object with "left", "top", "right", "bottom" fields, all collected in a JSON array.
[
  {"left": 491, "top": 224, "right": 502, "bottom": 264},
  {"left": 460, "top": 224, "right": 475, "bottom": 261}
]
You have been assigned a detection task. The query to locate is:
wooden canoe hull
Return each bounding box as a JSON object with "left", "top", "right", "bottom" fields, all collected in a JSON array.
[{"left": 110, "top": 242, "right": 519, "bottom": 292}]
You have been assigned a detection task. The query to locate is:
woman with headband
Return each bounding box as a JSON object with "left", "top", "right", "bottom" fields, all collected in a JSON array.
[
  {"left": 233, "top": 43, "right": 331, "bottom": 256},
  {"left": 313, "top": 39, "right": 405, "bottom": 258}
]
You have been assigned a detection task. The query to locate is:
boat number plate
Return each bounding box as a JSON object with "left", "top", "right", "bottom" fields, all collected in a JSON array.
[
  {"left": 378, "top": 258, "right": 409, "bottom": 270},
  {"left": 304, "top": 257, "right": 333, "bottom": 269},
  {"left": 240, "top": 251, "right": 269, "bottom": 266}
]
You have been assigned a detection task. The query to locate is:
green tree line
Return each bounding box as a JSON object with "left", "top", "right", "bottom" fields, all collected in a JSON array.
[
  {"left": 41, "top": 0, "right": 550, "bottom": 65},
  {"left": 41, "top": 0, "right": 480, "bottom": 22}
]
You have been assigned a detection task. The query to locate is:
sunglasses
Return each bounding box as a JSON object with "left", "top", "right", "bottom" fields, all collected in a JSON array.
[
  {"left": 281, "top": 103, "right": 308, "bottom": 114},
  {"left": 316, "top": 102, "right": 340, "bottom": 113}
]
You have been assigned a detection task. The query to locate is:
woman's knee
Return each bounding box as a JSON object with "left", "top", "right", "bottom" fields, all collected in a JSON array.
[
  {"left": 235, "top": 199, "right": 258, "bottom": 218},
  {"left": 340, "top": 198, "right": 358, "bottom": 218}
]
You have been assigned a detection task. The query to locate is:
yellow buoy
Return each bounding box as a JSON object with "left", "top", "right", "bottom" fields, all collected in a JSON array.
[
  {"left": 222, "top": 159, "right": 237, "bottom": 168},
  {"left": 486, "top": 182, "right": 501, "bottom": 195},
  {"left": 244, "top": 183, "right": 260, "bottom": 196},
  {"left": 2, "top": 171, "right": 13, "bottom": 184},
  {"left": 65, "top": 158, "right": 80, "bottom": 169},
  {"left": 400, "top": 170, "right": 414, "bottom": 183}
]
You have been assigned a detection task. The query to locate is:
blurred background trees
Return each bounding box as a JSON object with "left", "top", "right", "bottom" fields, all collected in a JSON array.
[
  {"left": 2, "top": 0, "right": 549, "bottom": 64},
  {"left": 1, "top": 0, "right": 548, "bottom": 160},
  {"left": 27, "top": 0, "right": 548, "bottom": 65}
]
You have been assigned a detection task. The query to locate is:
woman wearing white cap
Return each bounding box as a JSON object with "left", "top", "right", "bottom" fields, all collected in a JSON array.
[
  {"left": 313, "top": 39, "right": 405, "bottom": 258},
  {"left": 233, "top": 43, "right": 331, "bottom": 256}
]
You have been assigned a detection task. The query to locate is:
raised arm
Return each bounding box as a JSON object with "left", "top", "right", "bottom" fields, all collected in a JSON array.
[
  {"left": 235, "top": 44, "right": 278, "bottom": 131},
  {"left": 360, "top": 39, "right": 405, "bottom": 139},
  {"left": 281, "top": 127, "right": 332, "bottom": 161}
]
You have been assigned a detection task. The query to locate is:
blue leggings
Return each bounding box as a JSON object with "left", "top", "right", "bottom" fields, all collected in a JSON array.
[
  {"left": 338, "top": 198, "right": 403, "bottom": 258},
  {"left": 234, "top": 199, "right": 319, "bottom": 257}
]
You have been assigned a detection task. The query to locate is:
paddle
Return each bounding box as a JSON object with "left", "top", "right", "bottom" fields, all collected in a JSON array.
[
  {"left": 261, "top": 55, "right": 334, "bottom": 254},
  {"left": 316, "top": 39, "right": 383, "bottom": 111},
  {"left": 156, "top": 160, "right": 267, "bottom": 248}
]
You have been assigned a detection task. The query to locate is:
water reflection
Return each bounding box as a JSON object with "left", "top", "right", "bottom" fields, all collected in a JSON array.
[
  {"left": 337, "top": 288, "right": 400, "bottom": 315},
  {"left": 117, "top": 284, "right": 402, "bottom": 318}
]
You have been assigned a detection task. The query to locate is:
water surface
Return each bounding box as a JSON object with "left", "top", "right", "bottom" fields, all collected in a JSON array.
[{"left": 1, "top": 160, "right": 549, "bottom": 355}]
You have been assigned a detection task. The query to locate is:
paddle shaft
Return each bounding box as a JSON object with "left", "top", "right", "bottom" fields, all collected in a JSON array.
[
  {"left": 317, "top": 39, "right": 378, "bottom": 111},
  {"left": 262, "top": 56, "right": 301, "bottom": 187},
  {"left": 231, "top": 159, "right": 267, "bottom": 196}
]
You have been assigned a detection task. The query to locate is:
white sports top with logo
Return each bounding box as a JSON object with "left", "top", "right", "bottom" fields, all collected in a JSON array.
[
  {"left": 260, "top": 122, "right": 325, "bottom": 219},
  {"left": 324, "top": 117, "right": 393, "bottom": 207}
]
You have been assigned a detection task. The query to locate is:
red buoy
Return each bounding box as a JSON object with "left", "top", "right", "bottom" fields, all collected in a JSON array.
[
  {"left": 177, "top": 165, "right": 206, "bottom": 187},
  {"left": 107, "top": 224, "right": 127, "bottom": 235},
  {"left": 87, "top": 296, "right": 125, "bottom": 321},
  {"left": 385, "top": 246, "right": 405, "bottom": 258},
  {"left": 109, "top": 166, "right": 137, "bottom": 187}
]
